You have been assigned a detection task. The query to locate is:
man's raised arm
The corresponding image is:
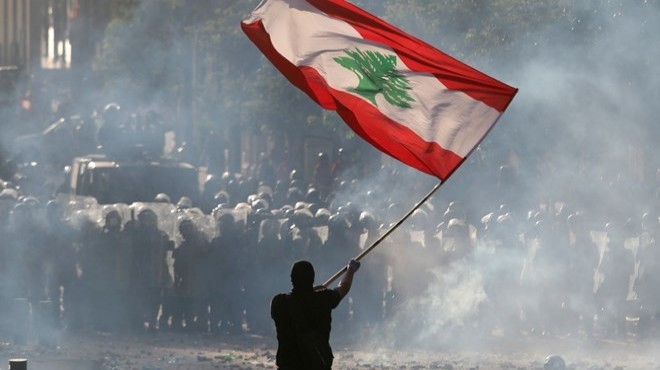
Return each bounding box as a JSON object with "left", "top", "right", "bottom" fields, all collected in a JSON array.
[{"left": 335, "top": 259, "right": 360, "bottom": 299}]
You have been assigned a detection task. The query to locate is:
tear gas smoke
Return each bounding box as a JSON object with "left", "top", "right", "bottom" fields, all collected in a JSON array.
[{"left": 0, "top": 0, "right": 658, "bottom": 362}]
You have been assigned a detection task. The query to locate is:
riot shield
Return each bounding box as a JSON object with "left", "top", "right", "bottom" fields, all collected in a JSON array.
[
  {"left": 212, "top": 207, "right": 248, "bottom": 239},
  {"left": 129, "top": 201, "right": 178, "bottom": 240},
  {"left": 175, "top": 207, "right": 215, "bottom": 244},
  {"left": 100, "top": 203, "right": 132, "bottom": 228},
  {"left": 61, "top": 195, "right": 101, "bottom": 224}
]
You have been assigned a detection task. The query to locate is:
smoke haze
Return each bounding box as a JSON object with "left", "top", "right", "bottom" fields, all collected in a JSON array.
[{"left": 0, "top": 0, "right": 659, "bottom": 366}]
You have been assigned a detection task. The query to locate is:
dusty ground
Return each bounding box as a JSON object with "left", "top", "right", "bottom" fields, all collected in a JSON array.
[{"left": 3, "top": 328, "right": 660, "bottom": 370}]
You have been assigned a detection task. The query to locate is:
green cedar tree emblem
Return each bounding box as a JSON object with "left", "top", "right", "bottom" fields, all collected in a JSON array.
[{"left": 334, "top": 48, "right": 415, "bottom": 109}]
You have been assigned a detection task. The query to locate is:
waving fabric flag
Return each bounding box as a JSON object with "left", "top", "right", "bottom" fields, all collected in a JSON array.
[{"left": 241, "top": 0, "right": 518, "bottom": 180}]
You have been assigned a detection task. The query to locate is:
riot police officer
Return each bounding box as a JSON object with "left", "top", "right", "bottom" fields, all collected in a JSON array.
[
  {"left": 129, "top": 208, "right": 174, "bottom": 331},
  {"left": 209, "top": 212, "right": 245, "bottom": 334},
  {"left": 172, "top": 217, "right": 209, "bottom": 332}
]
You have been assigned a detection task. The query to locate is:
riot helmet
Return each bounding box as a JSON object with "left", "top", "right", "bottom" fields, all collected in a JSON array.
[
  {"left": 543, "top": 355, "right": 566, "bottom": 370},
  {"left": 315, "top": 208, "right": 332, "bottom": 226},
  {"left": 178, "top": 216, "right": 195, "bottom": 240},
  {"left": 102, "top": 103, "right": 122, "bottom": 125},
  {"left": 154, "top": 193, "right": 172, "bottom": 204},
  {"left": 306, "top": 188, "right": 320, "bottom": 203},
  {"left": 105, "top": 209, "right": 122, "bottom": 230},
  {"left": 177, "top": 196, "right": 193, "bottom": 210},
  {"left": 292, "top": 209, "right": 314, "bottom": 229},
  {"left": 137, "top": 208, "right": 158, "bottom": 228}
]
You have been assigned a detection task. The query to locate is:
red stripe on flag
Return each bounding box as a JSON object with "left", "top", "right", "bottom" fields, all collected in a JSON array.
[
  {"left": 242, "top": 19, "right": 464, "bottom": 179},
  {"left": 241, "top": 20, "right": 338, "bottom": 110},
  {"left": 306, "top": 0, "right": 518, "bottom": 112},
  {"left": 323, "top": 71, "right": 465, "bottom": 179}
]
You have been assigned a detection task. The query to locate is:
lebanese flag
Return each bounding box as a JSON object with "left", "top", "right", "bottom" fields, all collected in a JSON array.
[{"left": 241, "top": 0, "right": 518, "bottom": 180}]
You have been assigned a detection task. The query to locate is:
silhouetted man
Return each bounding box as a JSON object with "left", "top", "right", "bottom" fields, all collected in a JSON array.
[
  {"left": 130, "top": 208, "right": 174, "bottom": 331},
  {"left": 271, "top": 259, "right": 360, "bottom": 370}
]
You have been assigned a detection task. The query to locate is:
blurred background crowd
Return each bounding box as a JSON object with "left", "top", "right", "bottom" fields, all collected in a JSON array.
[
  {"left": 0, "top": 0, "right": 658, "bottom": 350},
  {"left": 0, "top": 126, "right": 657, "bottom": 347}
]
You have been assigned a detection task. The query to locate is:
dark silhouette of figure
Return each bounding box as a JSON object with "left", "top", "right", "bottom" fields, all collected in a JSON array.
[
  {"left": 251, "top": 217, "right": 288, "bottom": 334},
  {"left": 97, "top": 103, "right": 130, "bottom": 159},
  {"left": 200, "top": 175, "right": 223, "bottom": 214},
  {"left": 139, "top": 110, "right": 166, "bottom": 159},
  {"left": 43, "top": 200, "right": 77, "bottom": 330},
  {"left": 84, "top": 209, "right": 127, "bottom": 332},
  {"left": 285, "top": 209, "right": 323, "bottom": 263},
  {"left": 255, "top": 152, "right": 277, "bottom": 189},
  {"left": 271, "top": 259, "right": 360, "bottom": 370},
  {"left": 129, "top": 208, "right": 174, "bottom": 331},
  {"left": 314, "top": 153, "right": 334, "bottom": 200},
  {"left": 209, "top": 212, "right": 245, "bottom": 334},
  {"left": 8, "top": 201, "right": 47, "bottom": 306},
  {"left": 331, "top": 148, "right": 349, "bottom": 183},
  {"left": 172, "top": 217, "right": 209, "bottom": 332}
]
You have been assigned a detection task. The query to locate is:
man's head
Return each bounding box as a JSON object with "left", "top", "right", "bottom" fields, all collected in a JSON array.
[
  {"left": 291, "top": 260, "right": 315, "bottom": 289},
  {"left": 178, "top": 217, "right": 195, "bottom": 241},
  {"left": 105, "top": 210, "right": 122, "bottom": 231},
  {"left": 137, "top": 208, "right": 158, "bottom": 229}
]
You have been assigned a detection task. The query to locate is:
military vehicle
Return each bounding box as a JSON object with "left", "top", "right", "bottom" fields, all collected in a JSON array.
[{"left": 69, "top": 154, "right": 201, "bottom": 205}]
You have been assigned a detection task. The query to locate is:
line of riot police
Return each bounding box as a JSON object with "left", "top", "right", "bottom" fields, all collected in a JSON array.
[{"left": 0, "top": 167, "right": 658, "bottom": 344}]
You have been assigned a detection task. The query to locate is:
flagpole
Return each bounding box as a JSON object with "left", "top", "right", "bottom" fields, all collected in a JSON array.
[{"left": 322, "top": 181, "right": 443, "bottom": 287}]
